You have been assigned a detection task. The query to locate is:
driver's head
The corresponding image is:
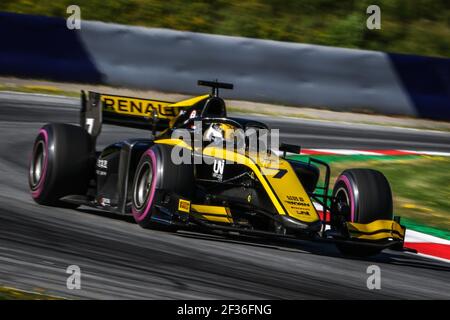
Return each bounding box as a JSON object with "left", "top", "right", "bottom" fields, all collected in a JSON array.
[
  {"left": 203, "top": 123, "right": 237, "bottom": 144},
  {"left": 203, "top": 123, "right": 224, "bottom": 143}
]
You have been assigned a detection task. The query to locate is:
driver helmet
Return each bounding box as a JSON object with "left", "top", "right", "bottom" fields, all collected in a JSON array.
[{"left": 203, "top": 123, "right": 225, "bottom": 143}]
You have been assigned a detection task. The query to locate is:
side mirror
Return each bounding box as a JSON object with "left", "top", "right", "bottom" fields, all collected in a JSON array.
[{"left": 279, "top": 143, "right": 301, "bottom": 158}]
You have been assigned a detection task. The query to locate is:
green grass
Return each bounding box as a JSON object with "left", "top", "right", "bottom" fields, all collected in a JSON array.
[
  {"left": 1, "top": 0, "right": 449, "bottom": 57},
  {"left": 0, "top": 83, "right": 80, "bottom": 97},
  {"left": 290, "top": 155, "right": 450, "bottom": 238},
  {"left": 0, "top": 286, "right": 63, "bottom": 300}
]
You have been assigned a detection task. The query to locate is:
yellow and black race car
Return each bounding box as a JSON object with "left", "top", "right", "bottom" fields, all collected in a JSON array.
[{"left": 28, "top": 80, "right": 406, "bottom": 257}]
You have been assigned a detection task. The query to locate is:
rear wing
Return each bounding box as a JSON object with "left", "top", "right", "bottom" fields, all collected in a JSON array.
[
  {"left": 80, "top": 91, "right": 185, "bottom": 141},
  {"left": 80, "top": 81, "right": 233, "bottom": 142}
]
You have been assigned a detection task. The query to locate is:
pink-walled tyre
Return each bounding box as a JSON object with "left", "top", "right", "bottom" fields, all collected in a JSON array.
[
  {"left": 29, "top": 123, "right": 93, "bottom": 207},
  {"left": 331, "top": 169, "right": 393, "bottom": 257},
  {"left": 131, "top": 143, "right": 193, "bottom": 229}
]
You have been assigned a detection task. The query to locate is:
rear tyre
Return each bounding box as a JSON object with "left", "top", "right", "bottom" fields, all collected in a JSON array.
[
  {"left": 131, "top": 143, "right": 194, "bottom": 230},
  {"left": 331, "top": 169, "right": 393, "bottom": 257},
  {"left": 29, "top": 123, "right": 93, "bottom": 207}
]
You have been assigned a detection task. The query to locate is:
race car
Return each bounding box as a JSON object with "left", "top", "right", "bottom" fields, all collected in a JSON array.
[{"left": 28, "top": 80, "right": 406, "bottom": 257}]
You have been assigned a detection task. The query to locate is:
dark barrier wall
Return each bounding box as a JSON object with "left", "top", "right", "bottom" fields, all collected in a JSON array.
[
  {"left": 0, "top": 12, "right": 449, "bottom": 120},
  {"left": 0, "top": 12, "right": 102, "bottom": 83},
  {"left": 388, "top": 53, "right": 450, "bottom": 120}
]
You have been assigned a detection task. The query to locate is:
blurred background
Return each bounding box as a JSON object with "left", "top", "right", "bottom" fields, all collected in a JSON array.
[
  {"left": 0, "top": 0, "right": 449, "bottom": 300},
  {"left": 1, "top": 0, "right": 449, "bottom": 57}
]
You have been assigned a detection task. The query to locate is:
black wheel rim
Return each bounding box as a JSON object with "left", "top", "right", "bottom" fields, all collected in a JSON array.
[
  {"left": 334, "top": 186, "right": 351, "bottom": 221},
  {"left": 30, "top": 140, "right": 46, "bottom": 189},
  {"left": 133, "top": 162, "right": 153, "bottom": 210}
]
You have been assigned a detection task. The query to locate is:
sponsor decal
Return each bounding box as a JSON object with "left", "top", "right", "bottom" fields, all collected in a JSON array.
[
  {"left": 96, "top": 159, "right": 108, "bottom": 176},
  {"left": 212, "top": 159, "right": 225, "bottom": 181},
  {"left": 101, "top": 95, "right": 182, "bottom": 119},
  {"left": 96, "top": 159, "right": 108, "bottom": 169},
  {"left": 178, "top": 199, "right": 191, "bottom": 213},
  {"left": 285, "top": 195, "right": 311, "bottom": 215}
]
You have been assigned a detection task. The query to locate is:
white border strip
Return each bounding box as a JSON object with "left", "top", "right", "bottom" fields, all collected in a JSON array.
[
  {"left": 405, "top": 252, "right": 450, "bottom": 264},
  {"left": 405, "top": 229, "right": 450, "bottom": 245},
  {"left": 295, "top": 149, "right": 450, "bottom": 156},
  {"left": 400, "top": 150, "right": 450, "bottom": 157}
]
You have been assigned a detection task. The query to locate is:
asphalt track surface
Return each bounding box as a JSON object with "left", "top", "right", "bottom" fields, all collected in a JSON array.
[{"left": 0, "top": 91, "right": 449, "bottom": 299}]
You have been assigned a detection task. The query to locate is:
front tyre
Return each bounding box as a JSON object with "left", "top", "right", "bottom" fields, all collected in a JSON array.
[
  {"left": 29, "top": 123, "right": 93, "bottom": 207},
  {"left": 331, "top": 169, "right": 393, "bottom": 257},
  {"left": 131, "top": 143, "right": 193, "bottom": 229}
]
